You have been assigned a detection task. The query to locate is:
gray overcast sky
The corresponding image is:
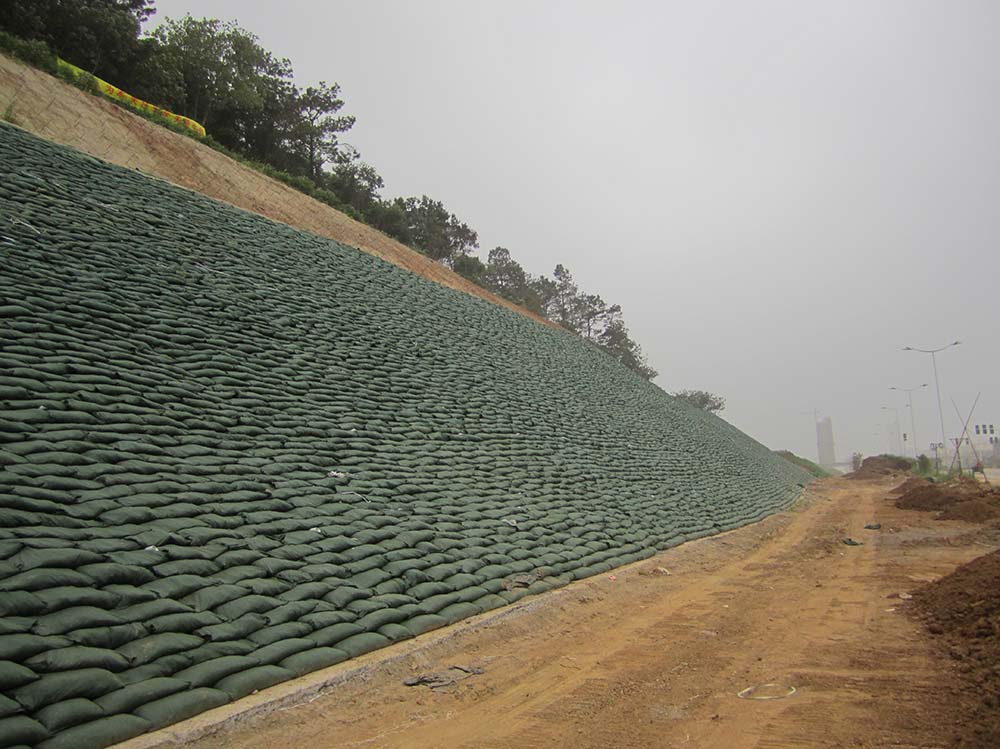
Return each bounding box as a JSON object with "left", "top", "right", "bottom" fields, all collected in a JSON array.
[{"left": 150, "top": 0, "right": 998, "bottom": 463}]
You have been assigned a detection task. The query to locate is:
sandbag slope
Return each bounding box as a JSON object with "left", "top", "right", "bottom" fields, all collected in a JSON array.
[{"left": 0, "top": 123, "right": 812, "bottom": 748}]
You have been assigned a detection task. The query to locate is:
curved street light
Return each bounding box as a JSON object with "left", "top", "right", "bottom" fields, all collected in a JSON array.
[
  {"left": 902, "top": 341, "right": 960, "bottom": 457},
  {"left": 889, "top": 383, "right": 928, "bottom": 458}
]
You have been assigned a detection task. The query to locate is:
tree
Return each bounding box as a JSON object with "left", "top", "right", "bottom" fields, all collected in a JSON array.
[
  {"left": 393, "top": 196, "right": 478, "bottom": 265},
  {"left": 671, "top": 390, "right": 725, "bottom": 412},
  {"left": 452, "top": 254, "right": 487, "bottom": 286},
  {"left": 0, "top": 0, "right": 155, "bottom": 84},
  {"left": 149, "top": 16, "right": 297, "bottom": 154},
  {"left": 600, "top": 318, "right": 658, "bottom": 380},
  {"left": 289, "top": 82, "right": 355, "bottom": 181}
]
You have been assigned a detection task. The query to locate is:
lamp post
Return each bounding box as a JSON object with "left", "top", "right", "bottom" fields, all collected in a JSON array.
[
  {"left": 881, "top": 406, "right": 901, "bottom": 454},
  {"left": 889, "top": 384, "right": 928, "bottom": 458},
  {"left": 902, "top": 341, "right": 960, "bottom": 459}
]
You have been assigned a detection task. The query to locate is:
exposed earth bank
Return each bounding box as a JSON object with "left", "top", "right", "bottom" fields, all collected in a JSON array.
[{"left": 128, "top": 475, "right": 1000, "bottom": 749}]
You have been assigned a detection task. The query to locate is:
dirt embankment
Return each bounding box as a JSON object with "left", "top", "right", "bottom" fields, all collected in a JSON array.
[
  {"left": 894, "top": 476, "right": 1000, "bottom": 522},
  {"left": 0, "top": 53, "right": 557, "bottom": 330},
  {"left": 848, "top": 454, "right": 913, "bottom": 480},
  {"left": 891, "top": 472, "right": 1000, "bottom": 747},
  {"left": 910, "top": 550, "right": 1000, "bottom": 747}
]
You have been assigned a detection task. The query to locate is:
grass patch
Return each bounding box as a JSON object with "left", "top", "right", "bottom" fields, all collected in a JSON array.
[{"left": 774, "top": 450, "right": 834, "bottom": 478}]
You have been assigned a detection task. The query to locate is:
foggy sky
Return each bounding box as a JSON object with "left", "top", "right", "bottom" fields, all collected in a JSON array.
[{"left": 149, "top": 0, "right": 999, "bottom": 464}]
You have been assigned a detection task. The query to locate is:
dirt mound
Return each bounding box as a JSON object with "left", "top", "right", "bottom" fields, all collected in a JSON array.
[
  {"left": 890, "top": 476, "right": 933, "bottom": 495},
  {"left": 910, "top": 550, "right": 1000, "bottom": 747},
  {"left": 938, "top": 499, "right": 1000, "bottom": 523},
  {"left": 849, "top": 455, "right": 912, "bottom": 480},
  {"left": 895, "top": 477, "right": 1000, "bottom": 521}
]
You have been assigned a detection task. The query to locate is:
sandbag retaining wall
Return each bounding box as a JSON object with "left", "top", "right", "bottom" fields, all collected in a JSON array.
[{"left": 0, "top": 123, "right": 811, "bottom": 748}]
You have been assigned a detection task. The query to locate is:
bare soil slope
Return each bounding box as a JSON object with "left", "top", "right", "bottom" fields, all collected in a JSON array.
[
  {"left": 126, "top": 476, "right": 1000, "bottom": 749},
  {"left": 0, "top": 53, "right": 555, "bottom": 329}
]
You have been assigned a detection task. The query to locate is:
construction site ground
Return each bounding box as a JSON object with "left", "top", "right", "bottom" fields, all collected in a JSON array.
[{"left": 121, "top": 476, "right": 998, "bottom": 749}]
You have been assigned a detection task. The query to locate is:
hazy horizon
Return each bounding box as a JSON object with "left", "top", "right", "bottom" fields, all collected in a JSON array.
[{"left": 150, "top": 0, "right": 999, "bottom": 464}]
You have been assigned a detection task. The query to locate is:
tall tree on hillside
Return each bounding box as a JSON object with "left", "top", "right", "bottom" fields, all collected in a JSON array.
[
  {"left": 149, "top": 16, "right": 296, "bottom": 153},
  {"left": 324, "top": 153, "right": 384, "bottom": 216},
  {"left": 483, "top": 247, "right": 542, "bottom": 313},
  {"left": 394, "top": 196, "right": 478, "bottom": 265},
  {"left": 599, "top": 318, "right": 658, "bottom": 380},
  {"left": 289, "top": 82, "right": 355, "bottom": 181},
  {"left": 671, "top": 390, "right": 725, "bottom": 412}
]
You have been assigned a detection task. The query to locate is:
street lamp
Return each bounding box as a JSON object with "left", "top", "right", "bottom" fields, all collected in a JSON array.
[
  {"left": 902, "top": 341, "right": 960, "bottom": 458},
  {"left": 881, "top": 406, "right": 901, "bottom": 454},
  {"left": 889, "top": 384, "right": 928, "bottom": 458}
]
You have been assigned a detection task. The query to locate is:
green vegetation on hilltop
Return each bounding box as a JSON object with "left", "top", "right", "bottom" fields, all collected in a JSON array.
[
  {"left": 0, "top": 0, "right": 657, "bottom": 379},
  {"left": 775, "top": 450, "right": 833, "bottom": 478}
]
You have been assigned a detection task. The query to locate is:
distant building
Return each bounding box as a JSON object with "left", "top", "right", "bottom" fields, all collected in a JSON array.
[
  {"left": 952, "top": 421, "right": 997, "bottom": 468},
  {"left": 816, "top": 417, "right": 836, "bottom": 468}
]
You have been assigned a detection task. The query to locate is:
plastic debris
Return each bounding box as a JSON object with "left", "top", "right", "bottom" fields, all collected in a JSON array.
[
  {"left": 842, "top": 538, "right": 863, "bottom": 546},
  {"left": 737, "top": 683, "right": 797, "bottom": 700}
]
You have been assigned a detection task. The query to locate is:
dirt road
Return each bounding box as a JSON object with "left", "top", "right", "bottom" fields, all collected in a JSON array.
[{"left": 148, "top": 477, "right": 996, "bottom": 748}]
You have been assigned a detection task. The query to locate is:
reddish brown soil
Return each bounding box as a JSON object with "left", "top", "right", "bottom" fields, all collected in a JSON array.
[
  {"left": 895, "top": 477, "right": 1000, "bottom": 522},
  {"left": 910, "top": 549, "right": 1000, "bottom": 747},
  {"left": 889, "top": 476, "right": 932, "bottom": 495}
]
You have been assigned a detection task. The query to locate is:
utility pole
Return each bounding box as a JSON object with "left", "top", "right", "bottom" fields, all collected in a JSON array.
[
  {"left": 889, "top": 384, "right": 928, "bottom": 458},
  {"left": 902, "top": 341, "right": 961, "bottom": 457}
]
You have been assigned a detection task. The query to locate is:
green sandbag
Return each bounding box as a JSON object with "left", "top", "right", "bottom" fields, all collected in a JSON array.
[
  {"left": 401, "top": 614, "right": 447, "bottom": 638},
  {"left": 248, "top": 622, "right": 313, "bottom": 646},
  {"left": 118, "top": 633, "right": 203, "bottom": 666},
  {"left": 172, "top": 655, "right": 260, "bottom": 688},
  {"left": 215, "top": 665, "right": 295, "bottom": 700},
  {"left": 35, "top": 714, "right": 152, "bottom": 749},
  {"left": 145, "top": 610, "right": 222, "bottom": 634},
  {"left": 0, "top": 694, "right": 23, "bottom": 719},
  {"left": 114, "top": 598, "right": 190, "bottom": 622},
  {"left": 354, "top": 608, "right": 408, "bottom": 631},
  {"left": 335, "top": 633, "right": 390, "bottom": 658},
  {"left": 0, "top": 634, "right": 72, "bottom": 662},
  {"left": 0, "top": 569, "right": 93, "bottom": 593},
  {"left": 196, "top": 613, "right": 267, "bottom": 642},
  {"left": 75, "top": 563, "right": 155, "bottom": 586},
  {"left": 264, "top": 600, "right": 319, "bottom": 626},
  {"left": 26, "top": 646, "right": 130, "bottom": 673},
  {"left": 180, "top": 584, "right": 246, "bottom": 612},
  {"left": 278, "top": 647, "right": 348, "bottom": 677},
  {"left": 34, "top": 587, "right": 122, "bottom": 613},
  {"left": 10, "top": 668, "right": 122, "bottom": 712},
  {"left": 133, "top": 687, "right": 230, "bottom": 730},
  {"left": 436, "top": 601, "right": 482, "bottom": 625},
  {"left": 65, "top": 622, "right": 148, "bottom": 650},
  {"left": 309, "top": 622, "right": 363, "bottom": 648},
  {"left": 249, "top": 638, "right": 314, "bottom": 665},
  {"left": 0, "top": 660, "right": 38, "bottom": 691},
  {"left": 33, "top": 606, "right": 124, "bottom": 635},
  {"left": 214, "top": 595, "right": 281, "bottom": 620},
  {"left": 95, "top": 677, "right": 188, "bottom": 714},
  {"left": 375, "top": 623, "right": 412, "bottom": 643},
  {"left": 0, "top": 591, "right": 45, "bottom": 616},
  {"left": 35, "top": 697, "right": 105, "bottom": 732},
  {"left": 0, "top": 715, "right": 49, "bottom": 747}
]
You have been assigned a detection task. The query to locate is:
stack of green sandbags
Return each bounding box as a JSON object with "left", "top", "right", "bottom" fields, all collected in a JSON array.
[{"left": 0, "top": 122, "right": 811, "bottom": 748}]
